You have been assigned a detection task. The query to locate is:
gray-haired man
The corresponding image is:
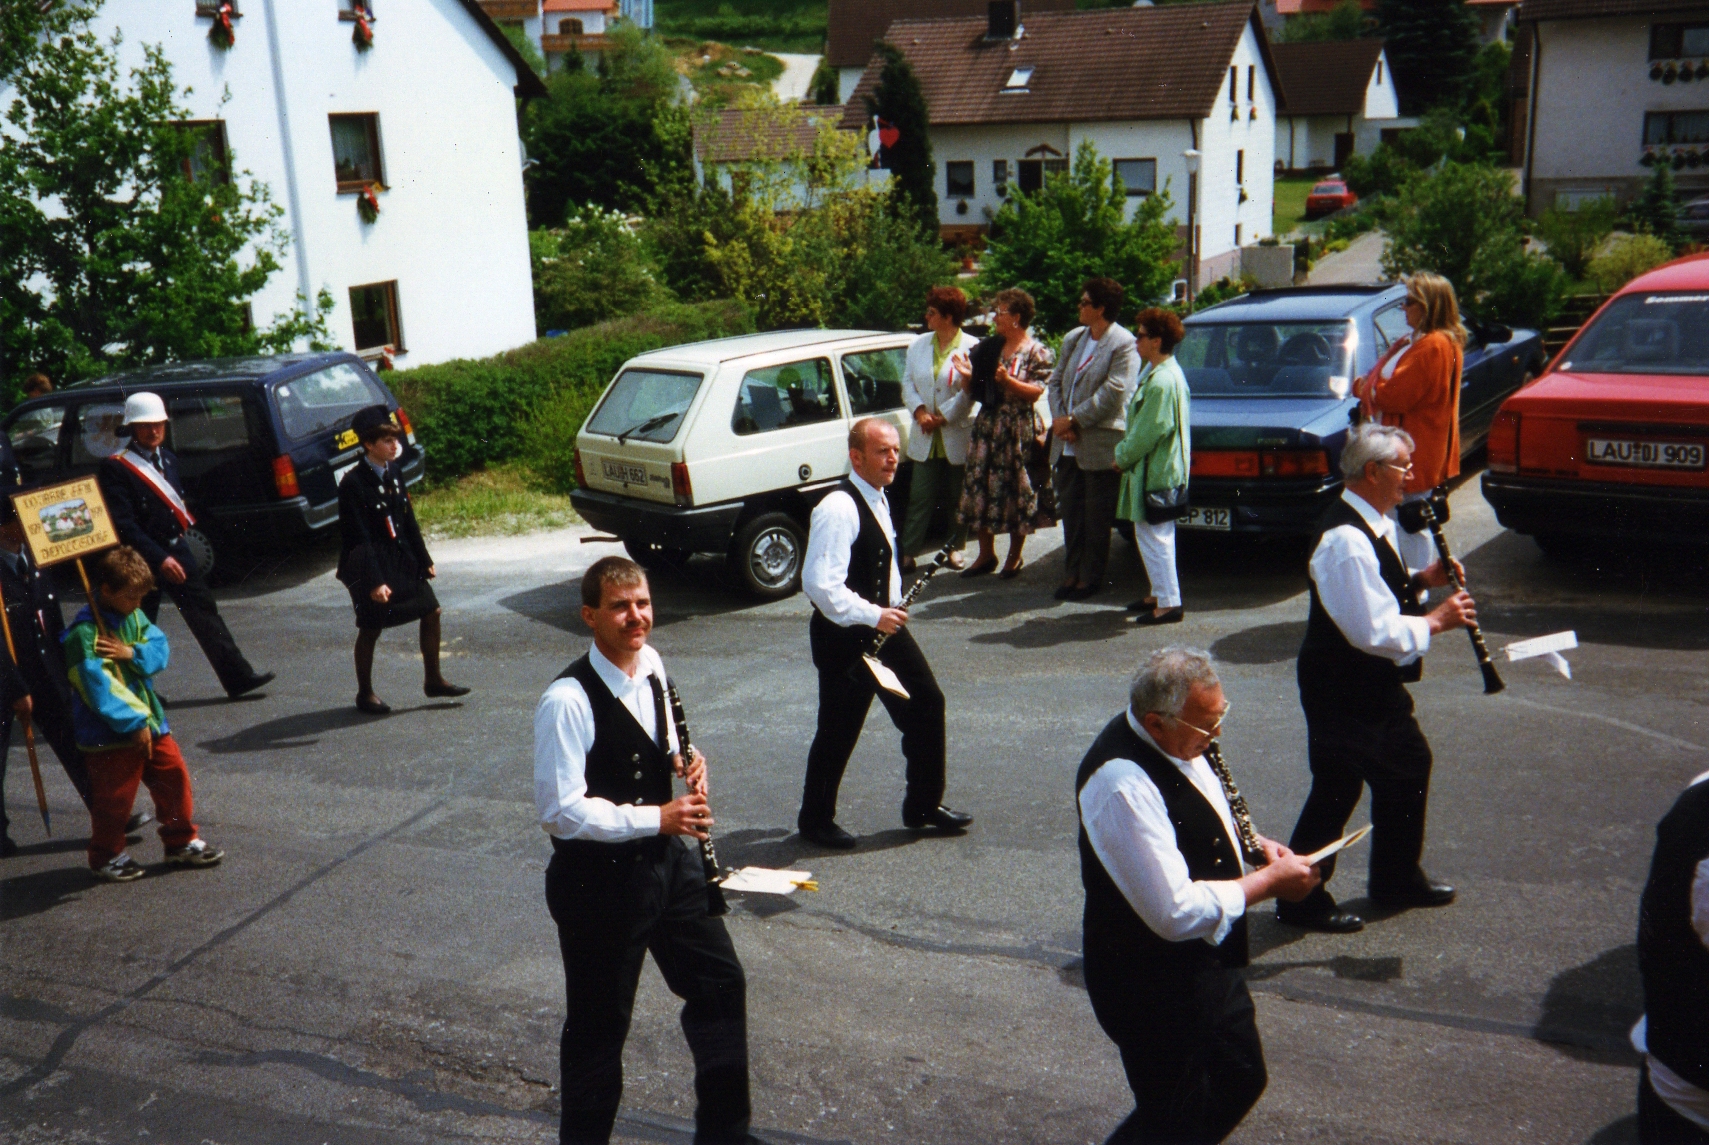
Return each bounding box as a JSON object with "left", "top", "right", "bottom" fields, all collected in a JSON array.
[
  {"left": 1076, "top": 647, "right": 1319, "bottom": 1143},
  {"left": 1279, "top": 424, "right": 1476, "bottom": 933}
]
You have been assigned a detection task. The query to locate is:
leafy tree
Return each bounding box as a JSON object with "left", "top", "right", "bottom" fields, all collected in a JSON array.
[
  {"left": 1381, "top": 162, "right": 1564, "bottom": 327},
  {"left": 808, "top": 56, "right": 839, "bottom": 105},
  {"left": 531, "top": 206, "right": 664, "bottom": 332},
  {"left": 977, "top": 142, "right": 1181, "bottom": 335},
  {"left": 865, "top": 42, "right": 937, "bottom": 234},
  {"left": 1628, "top": 163, "right": 1684, "bottom": 253},
  {"left": 1276, "top": 0, "right": 1370, "bottom": 43},
  {"left": 0, "top": 6, "right": 332, "bottom": 391},
  {"left": 1536, "top": 197, "right": 1618, "bottom": 281},
  {"left": 1375, "top": 0, "right": 1480, "bottom": 115},
  {"left": 1588, "top": 233, "right": 1673, "bottom": 294}
]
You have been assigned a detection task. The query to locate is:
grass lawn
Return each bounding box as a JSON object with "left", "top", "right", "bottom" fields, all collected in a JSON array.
[
  {"left": 413, "top": 465, "right": 579, "bottom": 539},
  {"left": 1273, "top": 176, "right": 1321, "bottom": 238},
  {"left": 666, "top": 38, "right": 785, "bottom": 107},
  {"left": 655, "top": 0, "right": 826, "bottom": 54}
]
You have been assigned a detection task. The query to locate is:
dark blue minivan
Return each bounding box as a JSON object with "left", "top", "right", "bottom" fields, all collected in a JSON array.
[{"left": 2, "top": 353, "right": 423, "bottom": 567}]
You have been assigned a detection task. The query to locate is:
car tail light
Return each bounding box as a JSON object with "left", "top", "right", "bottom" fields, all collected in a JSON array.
[
  {"left": 671, "top": 461, "right": 693, "bottom": 506},
  {"left": 1192, "top": 451, "right": 1260, "bottom": 477},
  {"left": 573, "top": 448, "right": 586, "bottom": 488},
  {"left": 1258, "top": 449, "right": 1330, "bottom": 477},
  {"left": 1488, "top": 410, "right": 1520, "bottom": 473},
  {"left": 272, "top": 454, "right": 300, "bottom": 498},
  {"left": 395, "top": 406, "right": 416, "bottom": 444}
]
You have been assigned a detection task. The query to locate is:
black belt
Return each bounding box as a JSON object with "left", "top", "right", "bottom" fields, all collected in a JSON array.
[{"left": 549, "top": 833, "right": 671, "bottom": 861}]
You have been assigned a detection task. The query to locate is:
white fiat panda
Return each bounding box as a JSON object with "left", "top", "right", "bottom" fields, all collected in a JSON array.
[{"left": 570, "top": 329, "right": 916, "bottom": 600}]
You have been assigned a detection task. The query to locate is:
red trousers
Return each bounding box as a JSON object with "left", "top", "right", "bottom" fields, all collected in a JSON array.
[{"left": 85, "top": 734, "right": 197, "bottom": 868}]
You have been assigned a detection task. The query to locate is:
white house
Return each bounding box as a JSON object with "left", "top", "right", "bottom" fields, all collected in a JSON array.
[
  {"left": 1271, "top": 39, "right": 1403, "bottom": 172},
  {"left": 823, "top": 0, "right": 1076, "bottom": 105},
  {"left": 838, "top": 0, "right": 1280, "bottom": 291},
  {"left": 29, "top": 0, "right": 547, "bottom": 369},
  {"left": 1516, "top": 0, "right": 1709, "bottom": 213},
  {"left": 692, "top": 105, "right": 851, "bottom": 207}
]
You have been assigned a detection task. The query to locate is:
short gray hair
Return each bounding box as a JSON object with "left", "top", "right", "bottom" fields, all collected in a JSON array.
[
  {"left": 1339, "top": 423, "right": 1415, "bottom": 480},
  {"left": 1128, "top": 647, "right": 1220, "bottom": 719}
]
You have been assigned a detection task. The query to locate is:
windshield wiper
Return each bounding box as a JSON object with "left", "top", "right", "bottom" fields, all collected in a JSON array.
[{"left": 616, "top": 410, "right": 679, "bottom": 444}]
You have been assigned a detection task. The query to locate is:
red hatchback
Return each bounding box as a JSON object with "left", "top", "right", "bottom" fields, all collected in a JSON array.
[
  {"left": 1304, "top": 179, "right": 1358, "bottom": 219},
  {"left": 1481, "top": 254, "right": 1709, "bottom": 555}
]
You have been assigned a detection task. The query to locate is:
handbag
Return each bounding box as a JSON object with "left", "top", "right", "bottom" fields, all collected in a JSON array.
[{"left": 1139, "top": 370, "right": 1190, "bottom": 525}]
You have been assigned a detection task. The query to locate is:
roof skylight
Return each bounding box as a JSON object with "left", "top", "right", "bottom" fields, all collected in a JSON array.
[{"left": 1004, "top": 66, "right": 1034, "bottom": 90}]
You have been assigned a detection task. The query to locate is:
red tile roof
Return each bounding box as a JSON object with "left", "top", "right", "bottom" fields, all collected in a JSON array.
[
  {"left": 694, "top": 106, "right": 849, "bottom": 165},
  {"left": 837, "top": 2, "right": 1277, "bottom": 130},
  {"left": 1271, "top": 39, "right": 1385, "bottom": 116},
  {"left": 825, "top": 0, "right": 1078, "bottom": 69},
  {"left": 1518, "top": 0, "right": 1703, "bottom": 19}
]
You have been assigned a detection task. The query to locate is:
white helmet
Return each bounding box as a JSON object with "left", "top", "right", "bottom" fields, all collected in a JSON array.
[{"left": 121, "top": 392, "right": 168, "bottom": 425}]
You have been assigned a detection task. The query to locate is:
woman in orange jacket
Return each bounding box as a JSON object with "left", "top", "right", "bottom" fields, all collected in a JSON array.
[{"left": 1354, "top": 272, "right": 1467, "bottom": 566}]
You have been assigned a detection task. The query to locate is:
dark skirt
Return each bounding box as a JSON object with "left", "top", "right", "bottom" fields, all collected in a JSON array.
[{"left": 350, "top": 579, "right": 439, "bottom": 630}]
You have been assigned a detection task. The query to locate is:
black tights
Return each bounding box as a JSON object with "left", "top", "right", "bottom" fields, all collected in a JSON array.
[{"left": 354, "top": 610, "right": 448, "bottom": 700}]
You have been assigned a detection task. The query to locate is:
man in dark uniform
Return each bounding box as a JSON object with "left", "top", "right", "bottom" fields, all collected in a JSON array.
[
  {"left": 796, "top": 417, "right": 972, "bottom": 850},
  {"left": 1278, "top": 423, "right": 1476, "bottom": 933},
  {"left": 96, "top": 392, "right": 272, "bottom": 699},
  {"left": 535, "top": 555, "right": 761, "bottom": 1145},
  {"left": 1077, "top": 647, "right": 1319, "bottom": 1142}
]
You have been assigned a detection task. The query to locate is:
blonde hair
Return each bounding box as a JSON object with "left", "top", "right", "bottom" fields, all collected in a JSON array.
[{"left": 1404, "top": 272, "right": 1468, "bottom": 347}]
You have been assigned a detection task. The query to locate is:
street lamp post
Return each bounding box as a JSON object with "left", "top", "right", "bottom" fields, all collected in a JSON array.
[{"left": 1182, "top": 148, "right": 1201, "bottom": 312}]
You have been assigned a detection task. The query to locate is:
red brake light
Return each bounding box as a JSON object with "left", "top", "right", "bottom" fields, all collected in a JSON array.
[
  {"left": 395, "top": 407, "right": 415, "bottom": 441},
  {"left": 1191, "top": 449, "right": 1327, "bottom": 478},
  {"left": 272, "top": 454, "right": 300, "bottom": 498},
  {"left": 1258, "top": 449, "right": 1330, "bottom": 477},
  {"left": 1192, "top": 451, "right": 1259, "bottom": 477},
  {"left": 573, "top": 448, "right": 586, "bottom": 488},
  {"left": 1488, "top": 410, "right": 1520, "bottom": 473},
  {"left": 671, "top": 461, "right": 693, "bottom": 505}
]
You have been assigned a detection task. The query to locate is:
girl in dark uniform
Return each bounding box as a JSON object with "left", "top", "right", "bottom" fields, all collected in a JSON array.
[{"left": 337, "top": 406, "right": 470, "bottom": 714}]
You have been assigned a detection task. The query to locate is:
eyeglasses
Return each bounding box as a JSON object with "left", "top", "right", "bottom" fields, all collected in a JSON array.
[
  {"left": 1384, "top": 461, "right": 1415, "bottom": 475},
  {"left": 1167, "top": 704, "right": 1231, "bottom": 738},
  {"left": 1078, "top": 297, "right": 1095, "bottom": 308}
]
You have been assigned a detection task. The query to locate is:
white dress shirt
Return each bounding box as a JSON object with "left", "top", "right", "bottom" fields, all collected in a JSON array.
[
  {"left": 1078, "top": 712, "right": 1250, "bottom": 947},
  {"left": 802, "top": 471, "right": 902, "bottom": 629},
  {"left": 1631, "top": 770, "right": 1709, "bottom": 1131},
  {"left": 1310, "top": 490, "right": 1432, "bottom": 666},
  {"left": 534, "top": 643, "right": 681, "bottom": 842}
]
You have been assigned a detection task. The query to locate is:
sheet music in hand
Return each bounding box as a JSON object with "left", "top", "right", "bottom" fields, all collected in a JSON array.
[
  {"left": 1300, "top": 824, "right": 1372, "bottom": 866},
  {"left": 718, "top": 867, "right": 817, "bottom": 895},
  {"left": 863, "top": 655, "right": 910, "bottom": 699}
]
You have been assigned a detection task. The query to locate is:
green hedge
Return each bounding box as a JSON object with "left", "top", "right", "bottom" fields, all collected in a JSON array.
[{"left": 388, "top": 300, "right": 753, "bottom": 484}]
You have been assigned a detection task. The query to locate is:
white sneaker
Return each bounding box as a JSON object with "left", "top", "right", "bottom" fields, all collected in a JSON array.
[
  {"left": 162, "top": 839, "right": 224, "bottom": 868},
  {"left": 93, "top": 854, "right": 146, "bottom": 883}
]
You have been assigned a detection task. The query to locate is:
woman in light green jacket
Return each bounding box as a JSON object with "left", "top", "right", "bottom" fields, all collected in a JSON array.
[{"left": 1113, "top": 307, "right": 1190, "bottom": 625}]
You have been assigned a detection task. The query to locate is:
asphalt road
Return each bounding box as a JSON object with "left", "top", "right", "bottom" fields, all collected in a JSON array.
[{"left": 2, "top": 471, "right": 1705, "bottom": 1145}]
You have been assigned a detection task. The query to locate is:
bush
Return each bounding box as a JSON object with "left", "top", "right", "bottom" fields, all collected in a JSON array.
[
  {"left": 531, "top": 206, "right": 664, "bottom": 332},
  {"left": 1341, "top": 145, "right": 1417, "bottom": 199},
  {"left": 1537, "top": 197, "right": 1619, "bottom": 280},
  {"left": 1588, "top": 233, "right": 1674, "bottom": 294},
  {"left": 388, "top": 300, "right": 753, "bottom": 483},
  {"left": 1627, "top": 163, "right": 1684, "bottom": 253}
]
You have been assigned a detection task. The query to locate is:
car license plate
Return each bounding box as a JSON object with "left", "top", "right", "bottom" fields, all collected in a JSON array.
[
  {"left": 1585, "top": 438, "right": 1706, "bottom": 470},
  {"left": 1179, "top": 507, "right": 1232, "bottom": 531},
  {"left": 335, "top": 428, "right": 359, "bottom": 451},
  {"left": 601, "top": 458, "right": 649, "bottom": 486}
]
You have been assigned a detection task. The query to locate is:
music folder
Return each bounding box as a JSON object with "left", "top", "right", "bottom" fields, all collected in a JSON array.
[{"left": 1300, "top": 824, "right": 1372, "bottom": 866}]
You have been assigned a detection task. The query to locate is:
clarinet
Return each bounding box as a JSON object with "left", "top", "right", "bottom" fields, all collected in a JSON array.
[
  {"left": 665, "top": 681, "right": 730, "bottom": 916},
  {"left": 869, "top": 536, "right": 959, "bottom": 656},
  {"left": 1204, "top": 741, "right": 1268, "bottom": 868},
  {"left": 1417, "top": 501, "right": 1505, "bottom": 695}
]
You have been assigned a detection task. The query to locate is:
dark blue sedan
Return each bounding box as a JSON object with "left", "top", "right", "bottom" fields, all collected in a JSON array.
[{"left": 1174, "top": 285, "right": 1548, "bottom": 536}]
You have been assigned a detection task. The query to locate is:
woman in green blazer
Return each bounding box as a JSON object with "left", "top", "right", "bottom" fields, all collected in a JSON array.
[{"left": 1113, "top": 308, "right": 1190, "bottom": 625}]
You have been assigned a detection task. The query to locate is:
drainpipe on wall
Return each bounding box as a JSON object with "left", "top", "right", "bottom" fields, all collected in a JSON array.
[
  {"left": 262, "top": 0, "right": 314, "bottom": 316},
  {"left": 1522, "top": 21, "right": 1541, "bottom": 215}
]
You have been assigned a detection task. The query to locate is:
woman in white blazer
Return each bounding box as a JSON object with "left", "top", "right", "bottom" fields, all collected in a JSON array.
[{"left": 898, "top": 287, "right": 978, "bottom": 571}]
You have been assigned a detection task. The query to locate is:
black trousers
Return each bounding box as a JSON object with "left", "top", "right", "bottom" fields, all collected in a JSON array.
[
  {"left": 545, "top": 837, "right": 751, "bottom": 1145},
  {"left": 1084, "top": 949, "right": 1267, "bottom": 1144},
  {"left": 142, "top": 544, "right": 257, "bottom": 694},
  {"left": 1287, "top": 674, "right": 1434, "bottom": 898},
  {"left": 1054, "top": 461, "right": 1121, "bottom": 587},
  {"left": 1640, "top": 1062, "right": 1709, "bottom": 1144},
  {"left": 0, "top": 679, "right": 91, "bottom": 838},
  {"left": 799, "top": 623, "right": 946, "bottom": 828}
]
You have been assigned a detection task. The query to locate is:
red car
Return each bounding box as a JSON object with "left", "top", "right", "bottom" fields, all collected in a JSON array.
[
  {"left": 1481, "top": 254, "right": 1709, "bottom": 556},
  {"left": 1304, "top": 179, "right": 1358, "bottom": 220}
]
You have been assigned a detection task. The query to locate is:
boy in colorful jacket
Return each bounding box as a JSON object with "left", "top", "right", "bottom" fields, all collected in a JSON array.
[{"left": 66, "top": 546, "right": 223, "bottom": 882}]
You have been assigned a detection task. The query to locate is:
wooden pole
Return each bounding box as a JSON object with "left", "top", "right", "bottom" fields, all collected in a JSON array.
[
  {"left": 74, "top": 558, "right": 109, "bottom": 638},
  {"left": 0, "top": 578, "right": 49, "bottom": 834}
]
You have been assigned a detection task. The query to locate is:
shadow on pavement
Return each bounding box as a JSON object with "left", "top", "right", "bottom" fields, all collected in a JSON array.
[
  {"left": 501, "top": 563, "right": 751, "bottom": 634},
  {"left": 717, "top": 825, "right": 929, "bottom": 871},
  {"left": 966, "top": 608, "right": 1132, "bottom": 648},
  {"left": 12, "top": 837, "right": 89, "bottom": 857},
  {"left": 197, "top": 703, "right": 461, "bottom": 754},
  {"left": 1211, "top": 621, "right": 1309, "bottom": 665},
  {"left": 1535, "top": 943, "right": 1643, "bottom": 1065},
  {"left": 0, "top": 864, "right": 89, "bottom": 921},
  {"left": 1586, "top": 1115, "right": 1639, "bottom": 1144}
]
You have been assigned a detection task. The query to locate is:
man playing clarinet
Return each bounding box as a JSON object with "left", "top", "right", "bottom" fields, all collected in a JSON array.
[
  {"left": 797, "top": 417, "right": 972, "bottom": 850},
  {"left": 1278, "top": 423, "right": 1476, "bottom": 934},
  {"left": 535, "top": 555, "right": 761, "bottom": 1145},
  {"left": 1077, "top": 647, "right": 1319, "bottom": 1143}
]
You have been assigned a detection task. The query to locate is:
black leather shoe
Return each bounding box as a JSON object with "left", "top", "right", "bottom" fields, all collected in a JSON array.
[
  {"left": 1131, "top": 606, "right": 1185, "bottom": 626},
  {"left": 902, "top": 804, "right": 973, "bottom": 832},
  {"left": 0, "top": 834, "right": 17, "bottom": 858},
  {"left": 356, "top": 694, "right": 392, "bottom": 715},
  {"left": 1369, "top": 875, "right": 1456, "bottom": 909},
  {"left": 425, "top": 681, "right": 472, "bottom": 698},
  {"left": 799, "top": 821, "right": 858, "bottom": 850},
  {"left": 227, "top": 672, "right": 275, "bottom": 699},
  {"left": 1276, "top": 901, "right": 1365, "bottom": 932},
  {"left": 1126, "top": 597, "right": 1157, "bottom": 613}
]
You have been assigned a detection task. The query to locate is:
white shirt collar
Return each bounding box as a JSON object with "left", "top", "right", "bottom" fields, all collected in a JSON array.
[
  {"left": 1342, "top": 488, "right": 1397, "bottom": 543},
  {"left": 847, "top": 470, "right": 887, "bottom": 509},
  {"left": 589, "top": 641, "right": 653, "bottom": 689},
  {"left": 1125, "top": 708, "right": 1198, "bottom": 770}
]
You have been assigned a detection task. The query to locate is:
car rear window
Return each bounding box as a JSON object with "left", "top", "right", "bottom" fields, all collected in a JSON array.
[
  {"left": 585, "top": 369, "right": 703, "bottom": 443},
  {"left": 1312, "top": 183, "right": 1344, "bottom": 195},
  {"left": 1176, "top": 320, "right": 1355, "bottom": 398},
  {"left": 9, "top": 404, "right": 67, "bottom": 476},
  {"left": 70, "top": 402, "right": 127, "bottom": 465},
  {"left": 1561, "top": 292, "right": 1709, "bottom": 375},
  {"left": 841, "top": 347, "right": 907, "bottom": 415},
  {"left": 170, "top": 394, "right": 252, "bottom": 454},
  {"left": 272, "top": 363, "right": 390, "bottom": 442}
]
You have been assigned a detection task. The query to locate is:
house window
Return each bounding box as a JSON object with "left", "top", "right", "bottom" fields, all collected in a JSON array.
[
  {"left": 338, "top": 0, "right": 373, "bottom": 19},
  {"left": 1247, "top": 65, "right": 1255, "bottom": 101},
  {"left": 329, "top": 114, "right": 383, "bottom": 190},
  {"left": 946, "top": 161, "right": 975, "bottom": 198},
  {"left": 194, "top": 1, "right": 239, "bottom": 13},
  {"left": 1651, "top": 23, "right": 1709, "bottom": 59},
  {"left": 1229, "top": 66, "right": 1238, "bottom": 103},
  {"left": 1375, "top": 59, "right": 1384, "bottom": 85},
  {"left": 1043, "top": 158, "right": 1068, "bottom": 177},
  {"left": 1236, "top": 149, "right": 1245, "bottom": 184},
  {"left": 349, "top": 281, "right": 403, "bottom": 351},
  {"left": 993, "top": 159, "right": 1009, "bottom": 190},
  {"left": 1114, "top": 158, "right": 1156, "bottom": 196},
  {"left": 1004, "top": 66, "right": 1034, "bottom": 91},
  {"left": 559, "top": 17, "right": 584, "bottom": 34},
  {"left": 174, "top": 120, "right": 230, "bottom": 184},
  {"left": 1645, "top": 110, "right": 1709, "bottom": 145}
]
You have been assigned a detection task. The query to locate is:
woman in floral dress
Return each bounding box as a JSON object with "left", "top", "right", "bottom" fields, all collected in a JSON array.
[{"left": 957, "top": 288, "right": 1058, "bottom": 579}]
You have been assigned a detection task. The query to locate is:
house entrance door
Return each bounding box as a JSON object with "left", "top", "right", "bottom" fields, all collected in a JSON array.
[
  {"left": 1017, "top": 159, "right": 1043, "bottom": 193},
  {"left": 1334, "top": 133, "right": 1354, "bottom": 170}
]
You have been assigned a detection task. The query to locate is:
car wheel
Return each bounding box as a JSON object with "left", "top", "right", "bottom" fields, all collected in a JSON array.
[
  {"left": 624, "top": 539, "right": 692, "bottom": 573},
  {"left": 184, "top": 527, "right": 217, "bottom": 579},
  {"left": 729, "top": 512, "right": 804, "bottom": 600}
]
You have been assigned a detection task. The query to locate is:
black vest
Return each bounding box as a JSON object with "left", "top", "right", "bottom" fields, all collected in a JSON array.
[
  {"left": 1075, "top": 714, "right": 1249, "bottom": 974},
  {"left": 838, "top": 477, "right": 892, "bottom": 609},
  {"left": 556, "top": 654, "right": 675, "bottom": 813},
  {"left": 1639, "top": 778, "right": 1709, "bottom": 1090},
  {"left": 1299, "top": 497, "right": 1426, "bottom": 687}
]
